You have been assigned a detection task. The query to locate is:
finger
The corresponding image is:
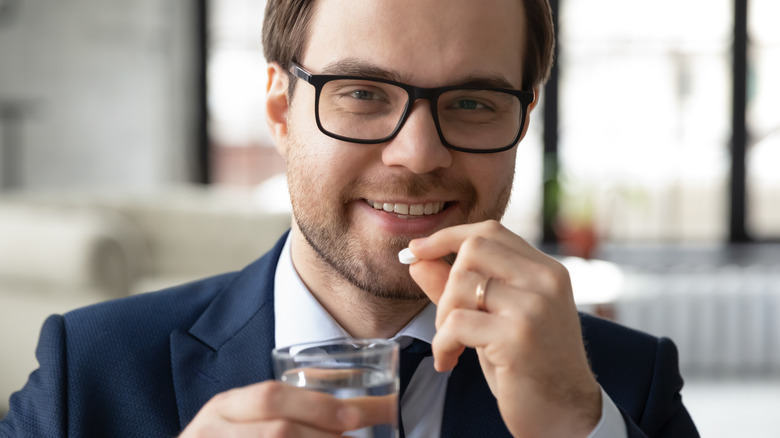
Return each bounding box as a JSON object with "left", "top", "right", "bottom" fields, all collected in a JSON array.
[
  {"left": 182, "top": 410, "right": 351, "bottom": 438},
  {"left": 443, "top": 234, "right": 573, "bottom": 307},
  {"left": 410, "top": 222, "right": 545, "bottom": 286},
  {"left": 412, "top": 221, "right": 559, "bottom": 272},
  {"left": 342, "top": 394, "right": 397, "bottom": 427},
  {"left": 449, "top": 235, "right": 548, "bottom": 289},
  {"left": 210, "top": 381, "right": 363, "bottom": 432},
  {"left": 431, "top": 309, "right": 509, "bottom": 371},
  {"left": 408, "top": 222, "right": 521, "bottom": 310},
  {"left": 408, "top": 221, "right": 492, "bottom": 259},
  {"left": 408, "top": 259, "right": 451, "bottom": 305},
  {"left": 434, "top": 294, "right": 586, "bottom": 371},
  {"left": 410, "top": 220, "right": 522, "bottom": 260},
  {"left": 433, "top": 268, "right": 483, "bottom": 329},
  {"left": 409, "top": 220, "right": 568, "bottom": 305},
  {"left": 476, "top": 279, "right": 554, "bottom": 318},
  {"left": 193, "top": 420, "right": 348, "bottom": 438}
]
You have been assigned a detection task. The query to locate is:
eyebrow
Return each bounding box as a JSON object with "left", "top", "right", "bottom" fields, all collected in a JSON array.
[
  {"left": 321, "top": 59, "right": 403, "bottom": 82},
  {"left": 320, "top": 59, "right": 519, "bottom": 90}
]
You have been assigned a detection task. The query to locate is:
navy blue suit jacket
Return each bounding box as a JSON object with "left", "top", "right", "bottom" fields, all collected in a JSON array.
[{"left": 1, "top": 234, "right": 698, "bottom": 437}]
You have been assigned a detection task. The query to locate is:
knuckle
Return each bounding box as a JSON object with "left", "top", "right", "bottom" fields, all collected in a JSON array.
[
  {"left": 448, "top": 267, "right": 474, "bottom": 286},
  {"left": 254, "top": 381, "right": 285, "bottom": 413},
  {"left": 481, "top": 219, "right": 503, "bottom": 235},
  {"left": 444, "top": 269, "right": 482, "bottom": 309},
  {"left": 448, "top": 307, "right": 471, "bottom": 326},
  {"left": 201, "top": 389, "right": 231, "bottom": 413},
  {"left": 536, "top": 260, "right": 570, "bottom": 293},
  {"left": 557, "top": 263, "right": 573, "bottom": 286},
  {"left": 462, "top": 235, "right": 488, "bottom": 252},
  {"left": 457, "top": 236, "right": 489, "bottom": 268}
]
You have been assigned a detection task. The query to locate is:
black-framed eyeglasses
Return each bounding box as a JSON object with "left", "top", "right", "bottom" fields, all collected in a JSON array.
[{"left": 289, "top": 62, "right": 535, "bottom": 154}]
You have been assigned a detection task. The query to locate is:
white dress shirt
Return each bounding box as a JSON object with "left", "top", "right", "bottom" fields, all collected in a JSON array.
[{"left": 273, "top": 236, "right": 627, "bottom": 437}]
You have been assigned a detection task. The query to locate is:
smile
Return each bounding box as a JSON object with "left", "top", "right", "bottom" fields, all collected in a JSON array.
[{"left": 365, "top": 199, "right": 449, "bottom": 216}]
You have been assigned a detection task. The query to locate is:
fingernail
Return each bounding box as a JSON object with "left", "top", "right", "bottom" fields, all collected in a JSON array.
[
  {"left": 408, "top": 237, "right": 426, "bottom": 251},
  {"left": 398, "top": 248, "right": 419, "bottom": 264},
  {"left": 338, "top": 405, "right": 361, "bottom": 429}
]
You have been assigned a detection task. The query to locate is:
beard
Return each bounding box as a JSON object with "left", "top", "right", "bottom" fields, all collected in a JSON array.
[{"left": 285, "top": 132, "right": 514, "bottom": 302}]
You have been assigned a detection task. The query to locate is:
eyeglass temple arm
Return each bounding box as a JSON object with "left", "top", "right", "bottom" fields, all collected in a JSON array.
[{"left": 289, "top": 63, "right": 311, "bottom": 82}]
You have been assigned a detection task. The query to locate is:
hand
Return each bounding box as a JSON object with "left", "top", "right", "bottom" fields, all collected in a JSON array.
[
  {"left": 180, "top": 380, "right": 394, "bottom": 437},
  {"left": 408, "top": 220, "right": 601, "bottom": 438}
]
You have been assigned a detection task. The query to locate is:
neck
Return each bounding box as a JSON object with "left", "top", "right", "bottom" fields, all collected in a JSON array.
[{"left": 290, "top": 228, "right": 428, "bottom": 339}]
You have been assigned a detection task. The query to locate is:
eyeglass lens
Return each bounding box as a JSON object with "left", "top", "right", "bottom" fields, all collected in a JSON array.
[{"left": 317, "top": 79, "right": 522, "bottom": 150}]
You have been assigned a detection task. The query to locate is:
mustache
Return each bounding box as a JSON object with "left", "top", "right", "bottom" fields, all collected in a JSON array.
[{"left": 350, "top": 170, "right": 478, "bottom": 201}]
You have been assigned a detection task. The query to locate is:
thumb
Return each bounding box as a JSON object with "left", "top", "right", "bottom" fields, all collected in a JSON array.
[{"left": 409, "top": 259, "right": 450, "bottom": 305}]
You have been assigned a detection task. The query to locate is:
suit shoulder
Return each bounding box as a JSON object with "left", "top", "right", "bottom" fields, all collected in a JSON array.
[
  {"left": 63, "top": 272, "right": 238, "bottom": 344},
  {"left": 0, "top": 275, "right": 240, "bottom": 438},
  {"left": 579, "top": 313, "right": 686, "bottom": 424},
  {"left": 579, "top": 312, "right": 660, "bottom": 353},
  {"left": 578, "top": 312, "right": 665, "bottom": 393}
]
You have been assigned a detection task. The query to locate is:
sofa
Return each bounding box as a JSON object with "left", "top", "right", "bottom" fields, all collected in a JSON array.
[{"left": 0, "top": 183, "right": 292, "bottom": 414}]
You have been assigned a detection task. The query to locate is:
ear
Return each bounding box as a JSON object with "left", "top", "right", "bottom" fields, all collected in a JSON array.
[
  {"left": 266, "top": 62, "right": 291, "bottom": 157},
  {"left": 518, "top": 86, "right": 541, "bottom": 141},
  {"left": 528, "top": 86, "right": 541, "bottom": 113}
]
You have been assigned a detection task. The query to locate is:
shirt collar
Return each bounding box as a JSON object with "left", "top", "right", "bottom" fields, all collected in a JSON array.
[{"left": 273, "top": 234, "right": 436, "bottom": 349}]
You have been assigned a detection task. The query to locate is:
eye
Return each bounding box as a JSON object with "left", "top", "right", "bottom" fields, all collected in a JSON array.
[
  {"left": 442, "top": 90, "right": 502, "bottom": 113},
  {"left": 454, "top": 99, "right": 485, "bottom": 110},
  {"left": 349, "top": 89, "right": 378, "bottom": 101}
]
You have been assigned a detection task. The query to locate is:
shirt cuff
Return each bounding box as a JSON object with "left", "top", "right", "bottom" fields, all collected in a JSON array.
[{"left": 586, "top": 386, "right": 628, "bottom": 438}]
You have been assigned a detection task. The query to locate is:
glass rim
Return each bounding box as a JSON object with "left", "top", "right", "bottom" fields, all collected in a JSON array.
[{"left": 272, "top": 337, "right": 399, "bottom": 360}]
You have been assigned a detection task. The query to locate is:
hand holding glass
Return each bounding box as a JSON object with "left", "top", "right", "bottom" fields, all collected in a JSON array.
[{"left": 272, "top": 338, "right": 399, "bottom": 438}]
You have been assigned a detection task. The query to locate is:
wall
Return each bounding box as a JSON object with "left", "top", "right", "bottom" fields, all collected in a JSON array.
[{"left": 0, "top": 0, "right": 197, "bottom": 190}]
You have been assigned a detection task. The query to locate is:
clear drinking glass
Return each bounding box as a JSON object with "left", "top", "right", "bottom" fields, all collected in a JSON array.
[{"left": 272, "top": 338, "right": 399, "bottom": 438}]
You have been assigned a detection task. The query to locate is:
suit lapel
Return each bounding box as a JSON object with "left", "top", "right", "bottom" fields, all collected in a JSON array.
[
  {"left": 170, "top": 234, "right": 287, "bottom": 429},
  {"left": 441, "top": 348, "right": 512, "bottom": 437}
]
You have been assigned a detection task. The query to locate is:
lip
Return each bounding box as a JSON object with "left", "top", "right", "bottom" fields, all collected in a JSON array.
[{"left": 355, "top": 198, "right": 459, "bottom": 236}]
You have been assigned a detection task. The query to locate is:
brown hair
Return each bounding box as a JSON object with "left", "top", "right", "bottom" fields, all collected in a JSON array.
[{"left": 262, "top": 0, "right": 555, "bottom": 91}]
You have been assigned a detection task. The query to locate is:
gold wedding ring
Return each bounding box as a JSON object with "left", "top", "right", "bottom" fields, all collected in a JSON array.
[{"left": 475, "top": 277, "right": 491, "bottom": 312}]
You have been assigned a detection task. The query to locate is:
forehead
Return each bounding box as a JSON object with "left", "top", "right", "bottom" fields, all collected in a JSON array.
[{"left": 301, "top": 0, "right": 527, "bottom": 89}]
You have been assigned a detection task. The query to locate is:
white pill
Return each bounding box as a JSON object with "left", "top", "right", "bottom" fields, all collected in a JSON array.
[{"left": 398, "top": 248, "right": 420, "bottom": 264}]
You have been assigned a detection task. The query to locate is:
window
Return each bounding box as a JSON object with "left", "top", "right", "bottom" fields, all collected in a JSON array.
[
  {"left": 747, "top": 0, "right": 780, "bottom": 239},
  {"left": 558, "top": 0, "right": 733, "bottom": 242},
  {"left": 208, "top": 0, "right": 285, "bottom": 186}
]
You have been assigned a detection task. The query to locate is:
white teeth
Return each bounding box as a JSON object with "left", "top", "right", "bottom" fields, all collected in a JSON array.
[
  {"left": 367, "top": 200, "right": 446, "bottom": 216},
  {"left": 394, "top": 204, "right": 409, "bottom": 214},
  {"left": 409, "top": 204, "right": 424, "bottom": 215}
]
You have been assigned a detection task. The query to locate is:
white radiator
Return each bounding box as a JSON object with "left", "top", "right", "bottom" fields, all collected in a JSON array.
[{"left": 611, "top": 265, "right": 780, "bottom": 375}]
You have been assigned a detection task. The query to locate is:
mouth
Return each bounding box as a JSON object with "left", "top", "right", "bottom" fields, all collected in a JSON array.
[{"left": 364, "top": 199, "right": 454, "bottom": 218}]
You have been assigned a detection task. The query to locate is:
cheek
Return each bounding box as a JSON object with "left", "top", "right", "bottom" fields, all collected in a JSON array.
[
  {"left": 287, "top": 115, "right": 381, "bottom": 188},
  {"left": 286, "top": 127, "right": 367, "bottom": 203},
  {"left": 286, "top": 107, "right": 331, "bottom": 169},
  {"left": 287, "top": 146, "right": 331, "bottom": 198},
  {"left": 470, "top": 154, "right": 516, "bottom": 193}
]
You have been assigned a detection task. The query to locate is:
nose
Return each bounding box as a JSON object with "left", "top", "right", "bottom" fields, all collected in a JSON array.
[{"left": 381, "top": 100, "right": 452, "bottom": 174}]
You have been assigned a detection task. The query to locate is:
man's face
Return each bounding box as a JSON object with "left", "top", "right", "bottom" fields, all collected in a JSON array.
[{"left": 278, "top": 0, "right": 530, "bottom": 300}]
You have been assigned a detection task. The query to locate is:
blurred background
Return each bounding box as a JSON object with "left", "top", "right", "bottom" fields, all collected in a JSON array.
[{"left": 1, "top": 0, "right": 778, "bottom": 435}]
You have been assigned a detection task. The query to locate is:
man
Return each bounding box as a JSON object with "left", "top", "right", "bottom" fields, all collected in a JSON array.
[{"left": 1, "top": 0, "right": 698, "bottom": 437}]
